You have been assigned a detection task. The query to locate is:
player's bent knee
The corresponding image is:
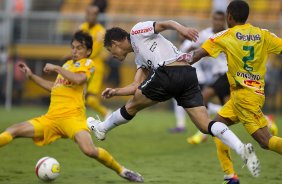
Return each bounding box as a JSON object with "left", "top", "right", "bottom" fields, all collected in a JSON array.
[{"left": 6, "top": 122, "right": 30, "bottom": 138}]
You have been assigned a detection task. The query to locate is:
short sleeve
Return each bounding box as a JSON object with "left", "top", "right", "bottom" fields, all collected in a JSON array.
[
  {"left": 131, "top": 21, "right": 156, "bottom": 38},
  {"left": 202, "top": 38, "right": 224, "bottom": 58},
  {"left": 264, "top": 30, "right": 282, "bottom": 54},
  {"left": 135, "top": 55, "right": 146, "bottom": 69},
  {"left": 74, "top": 59, "right": 95, "bottom": 80}
]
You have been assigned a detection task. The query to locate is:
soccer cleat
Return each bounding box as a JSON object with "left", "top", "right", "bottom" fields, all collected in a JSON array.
[
  {"left": 187, "top": 131, "right": 208, "bottom": 144},
  {"left": 240, "top": 143, "right": 260, "bottom": 177},
  {"left": 223, "top": 174, "right": 240, "bottom": 184},
  {"left": 87, "top": 116, "right": 106, "bottom": 140},
  {"left": 168, "top": 127, "right": 186, "bottom": 133},
  {"left": 120, "top": 168, "right": 144, "bottom": 183}
]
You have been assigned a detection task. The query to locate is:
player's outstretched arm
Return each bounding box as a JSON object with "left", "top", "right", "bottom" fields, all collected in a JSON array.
[
  {"left": 102, "top": 68, "right": 148, "bottom": 99},
  {"left": 18, "top": 62, "right": 54, "bottom": 92},
  {"left": 189, "top": 48, "right": 210, "bottom": 65},
  {"left": 44, "top": 63, "right": 87, "bottom": 85},
  {"left": 154, "top": 20, "right": 198, "bottom": 42}
]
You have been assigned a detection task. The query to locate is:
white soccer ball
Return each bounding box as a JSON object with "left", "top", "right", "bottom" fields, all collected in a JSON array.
[{"left": 35, "top": 156, "right": 60, "bottom": 181}]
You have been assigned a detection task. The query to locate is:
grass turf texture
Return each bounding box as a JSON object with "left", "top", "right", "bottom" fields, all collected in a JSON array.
[{"left": 0, "top": 106, "right": 282, "bottom": 184}]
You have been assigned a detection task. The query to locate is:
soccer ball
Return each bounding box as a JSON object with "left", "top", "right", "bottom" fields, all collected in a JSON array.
[{"left": 35, "top": 157, "right": 60, "bottom": 181}]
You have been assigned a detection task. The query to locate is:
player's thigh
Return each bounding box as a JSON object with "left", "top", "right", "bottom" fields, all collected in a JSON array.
[
  {"left": 233, "top": 89, "right": 267, "bottom": 135},
  {"left": 59, "top": 116, "right": 89, "bottom": 141},
  {"left": 184, "top": 106, "right": 210, "bottom": 133},
  {"left": 217, "top": 99, "right": 239, "bottom": 125},
  {"left": 125, "top": 89, "right": 158, "bottom": 115},
  {"left": 30, "top": 116, "right": 67, "bottom": 146},
  {"left": 6, "top": 121, "right": 35, "bottom": 138},
  {"left": 74, "top": 130, "right": 98, "bottom": 157}
]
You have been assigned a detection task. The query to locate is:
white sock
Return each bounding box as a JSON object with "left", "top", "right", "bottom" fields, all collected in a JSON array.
[
  {"left": 99, "top": 108, "right": 129, "bottom": 132},
  {"left": 173, "top": 100, "right": 186, "bottom": 128},
  {"left": 207, "top": 102, "right": 222, "bottom": 115},
  {"left": 210, "top": 122, "right": 244, "bottom": 155}
]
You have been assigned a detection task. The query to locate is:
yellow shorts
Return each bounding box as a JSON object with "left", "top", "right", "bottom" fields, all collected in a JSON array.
[
  {"left": 218, "top": 88, "right": 268, "bottom": 135},
  {"left": 28, "top": 115, "right": 89, "bottom": 146}
]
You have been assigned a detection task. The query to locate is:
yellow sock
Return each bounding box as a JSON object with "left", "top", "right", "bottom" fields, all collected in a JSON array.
[
  {"left": 213, "top": 137, "right": 235, "bottom": 175},
  {"left": 0, "top": 131, "right": 13, "bottom": 147},
  {"left": 87, "top": 95, "right": 108, "bottom": 118},
  {"left": 269, "top": 136, "right": 282, "bottom": 154},
  {"left": 97, "top": 147, "right": 123, "bottom": 174}
]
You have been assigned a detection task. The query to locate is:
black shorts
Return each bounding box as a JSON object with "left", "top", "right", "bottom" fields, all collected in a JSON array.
[
  {"left": 138, "top": 66, "right": 204, "bottom": 108},
  {"left": 210, "top": 73, "right": 230, "bottom": 105}
]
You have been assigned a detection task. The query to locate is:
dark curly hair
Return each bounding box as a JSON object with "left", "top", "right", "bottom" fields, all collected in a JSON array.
[
  {"left": 104, "top": 27, "right": 130, "bottom": 47},
  {"left": 227, "top": 0, "right": 249, "bottom": 23},
  {"left": 71, "top": 31, "right": 93, "bottom": 56}
]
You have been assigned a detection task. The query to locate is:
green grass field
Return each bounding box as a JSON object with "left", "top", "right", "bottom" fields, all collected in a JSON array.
[{"left": 0, "top": 106, "right": 282, "bottom": 184}]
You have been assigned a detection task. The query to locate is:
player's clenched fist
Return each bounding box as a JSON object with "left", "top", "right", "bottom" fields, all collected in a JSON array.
[
  {"left": 18, "top": 62, "right": 33, "bottom": 78},
  {"left": 102, "top": 88, "right": 117, "bottom": 99},
  {"left": 44, "top": 63, "right": 58, "bottom": 73}
]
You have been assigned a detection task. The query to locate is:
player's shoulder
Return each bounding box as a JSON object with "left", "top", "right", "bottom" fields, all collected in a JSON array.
[
  {"left": 209, "top": 29, "right": 229, "bottom": 41},
  {"left": 79, "top": 22, "right": 88, "bottom": 30},
  {"left": 131, "top": 21, "right": 154, "bottom": 35}
]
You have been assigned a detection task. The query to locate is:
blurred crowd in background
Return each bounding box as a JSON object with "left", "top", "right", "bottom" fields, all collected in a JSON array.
[{"left": 0, "top": 0, "right": 281, "bottom": 114}]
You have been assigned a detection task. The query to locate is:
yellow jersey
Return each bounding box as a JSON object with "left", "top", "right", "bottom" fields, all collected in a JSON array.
[
  {"left": 46, "top": 58, "right": 95, "bottom": 118},
  {"left": 202, "top": 23, "right": 282, "bottom": 95},
  {"left": 79, "top": 22, "right": 105, "bottom": 60}
]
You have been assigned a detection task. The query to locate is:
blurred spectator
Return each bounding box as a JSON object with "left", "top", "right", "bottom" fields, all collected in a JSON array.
[
  {"left": 92, "top": 0, "right": 108, "bottom": 13},
  {"left": 265, "top": 55, "right": 282, "bottom": 113},
  {"left": 0, "top": 46, "right": 8, "bottom": 104},
  {"left": 213, "top": 0, "right": 229, "bottom": 12},
  {"left": 9, "top": 54, "right": 25, "bottom": 105},
  {"left": 92, "top": 0, "right": 121, "bottom": 87},
  {"left": 79, "top": 5, "right": 112, "bottom": 118}
]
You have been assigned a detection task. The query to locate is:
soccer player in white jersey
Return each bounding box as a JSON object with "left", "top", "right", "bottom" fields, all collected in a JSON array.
[
  {"left": 87, "top": 20, "right": 260, "bottom": 177},
  {"left": 169, "top": 11, "right": 227, "bottom": 133}
]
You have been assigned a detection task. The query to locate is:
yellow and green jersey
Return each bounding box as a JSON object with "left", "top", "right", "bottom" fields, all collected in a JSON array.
[
  {"left": 47, "top": 58, "right": 95, "bottom": 118},
  {"left": 202, "top": 23, "right": 282, "bottom": 95}
]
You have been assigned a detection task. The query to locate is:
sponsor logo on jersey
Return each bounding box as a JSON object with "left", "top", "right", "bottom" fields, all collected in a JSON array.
[
  {"left": 243, "top": 79, "right": 262, "bottom": 89},
  {"left": 255, "top": 89, "right": 264, "bottom": 95},
  {"left": 74, "top": 62, "right": 80, "bottom": 67},
  {"left": 236, "top": 32, "right": 261, "bottom": 41},
  {"left": 54, "top": 77, "right": 73, "bottom": 87},
  {"left": 236, "top": 71, "right": 260, "bottom": 80},
  {"left": 131, "top": 27, "right": 153, "bottom": 35}
]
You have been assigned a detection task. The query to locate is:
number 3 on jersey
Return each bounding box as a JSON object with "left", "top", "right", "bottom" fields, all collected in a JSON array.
[{"left": 242, "top": 46, "right": 254, "bottom": 71}]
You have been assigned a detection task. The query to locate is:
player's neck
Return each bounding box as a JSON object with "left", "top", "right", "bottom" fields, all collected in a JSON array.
[{"left": 230, "top": 22, "right": 245, "bottom": 28}]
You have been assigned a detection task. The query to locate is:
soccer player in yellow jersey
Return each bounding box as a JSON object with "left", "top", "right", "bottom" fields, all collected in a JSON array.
[
  {"left": 79, "top": 5, "right": 110, "bottom": 119},
  {"left": 190, "top": 0, "right": 282, "bottom": 181},
  {"left": 0, "top": 31, "right": 143, "bottom": 183}
]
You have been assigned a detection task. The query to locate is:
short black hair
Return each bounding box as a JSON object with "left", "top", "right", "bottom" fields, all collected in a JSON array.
[
  {"left": 227, "top": 0, "right": 249, "bottom": 23},
  {"left": 71, "top": 31, "right": 93, "bottom": 51},
  {"left": 214, "top": 10, "right": 225, "bottom": 17},
  {"left": 104, "top": 27, "right": 130, "bottom": 47}
]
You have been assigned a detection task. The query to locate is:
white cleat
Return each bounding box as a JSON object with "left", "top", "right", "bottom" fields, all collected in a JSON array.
[
  {"left": 119, "top": 167, "right": 144, "bottom": 183},
  {"left": 241, "top": 143, "right": 260, "bottom": 177},
  {"left": 87, "top": 117, "right": 106, "bottom": 141}
]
